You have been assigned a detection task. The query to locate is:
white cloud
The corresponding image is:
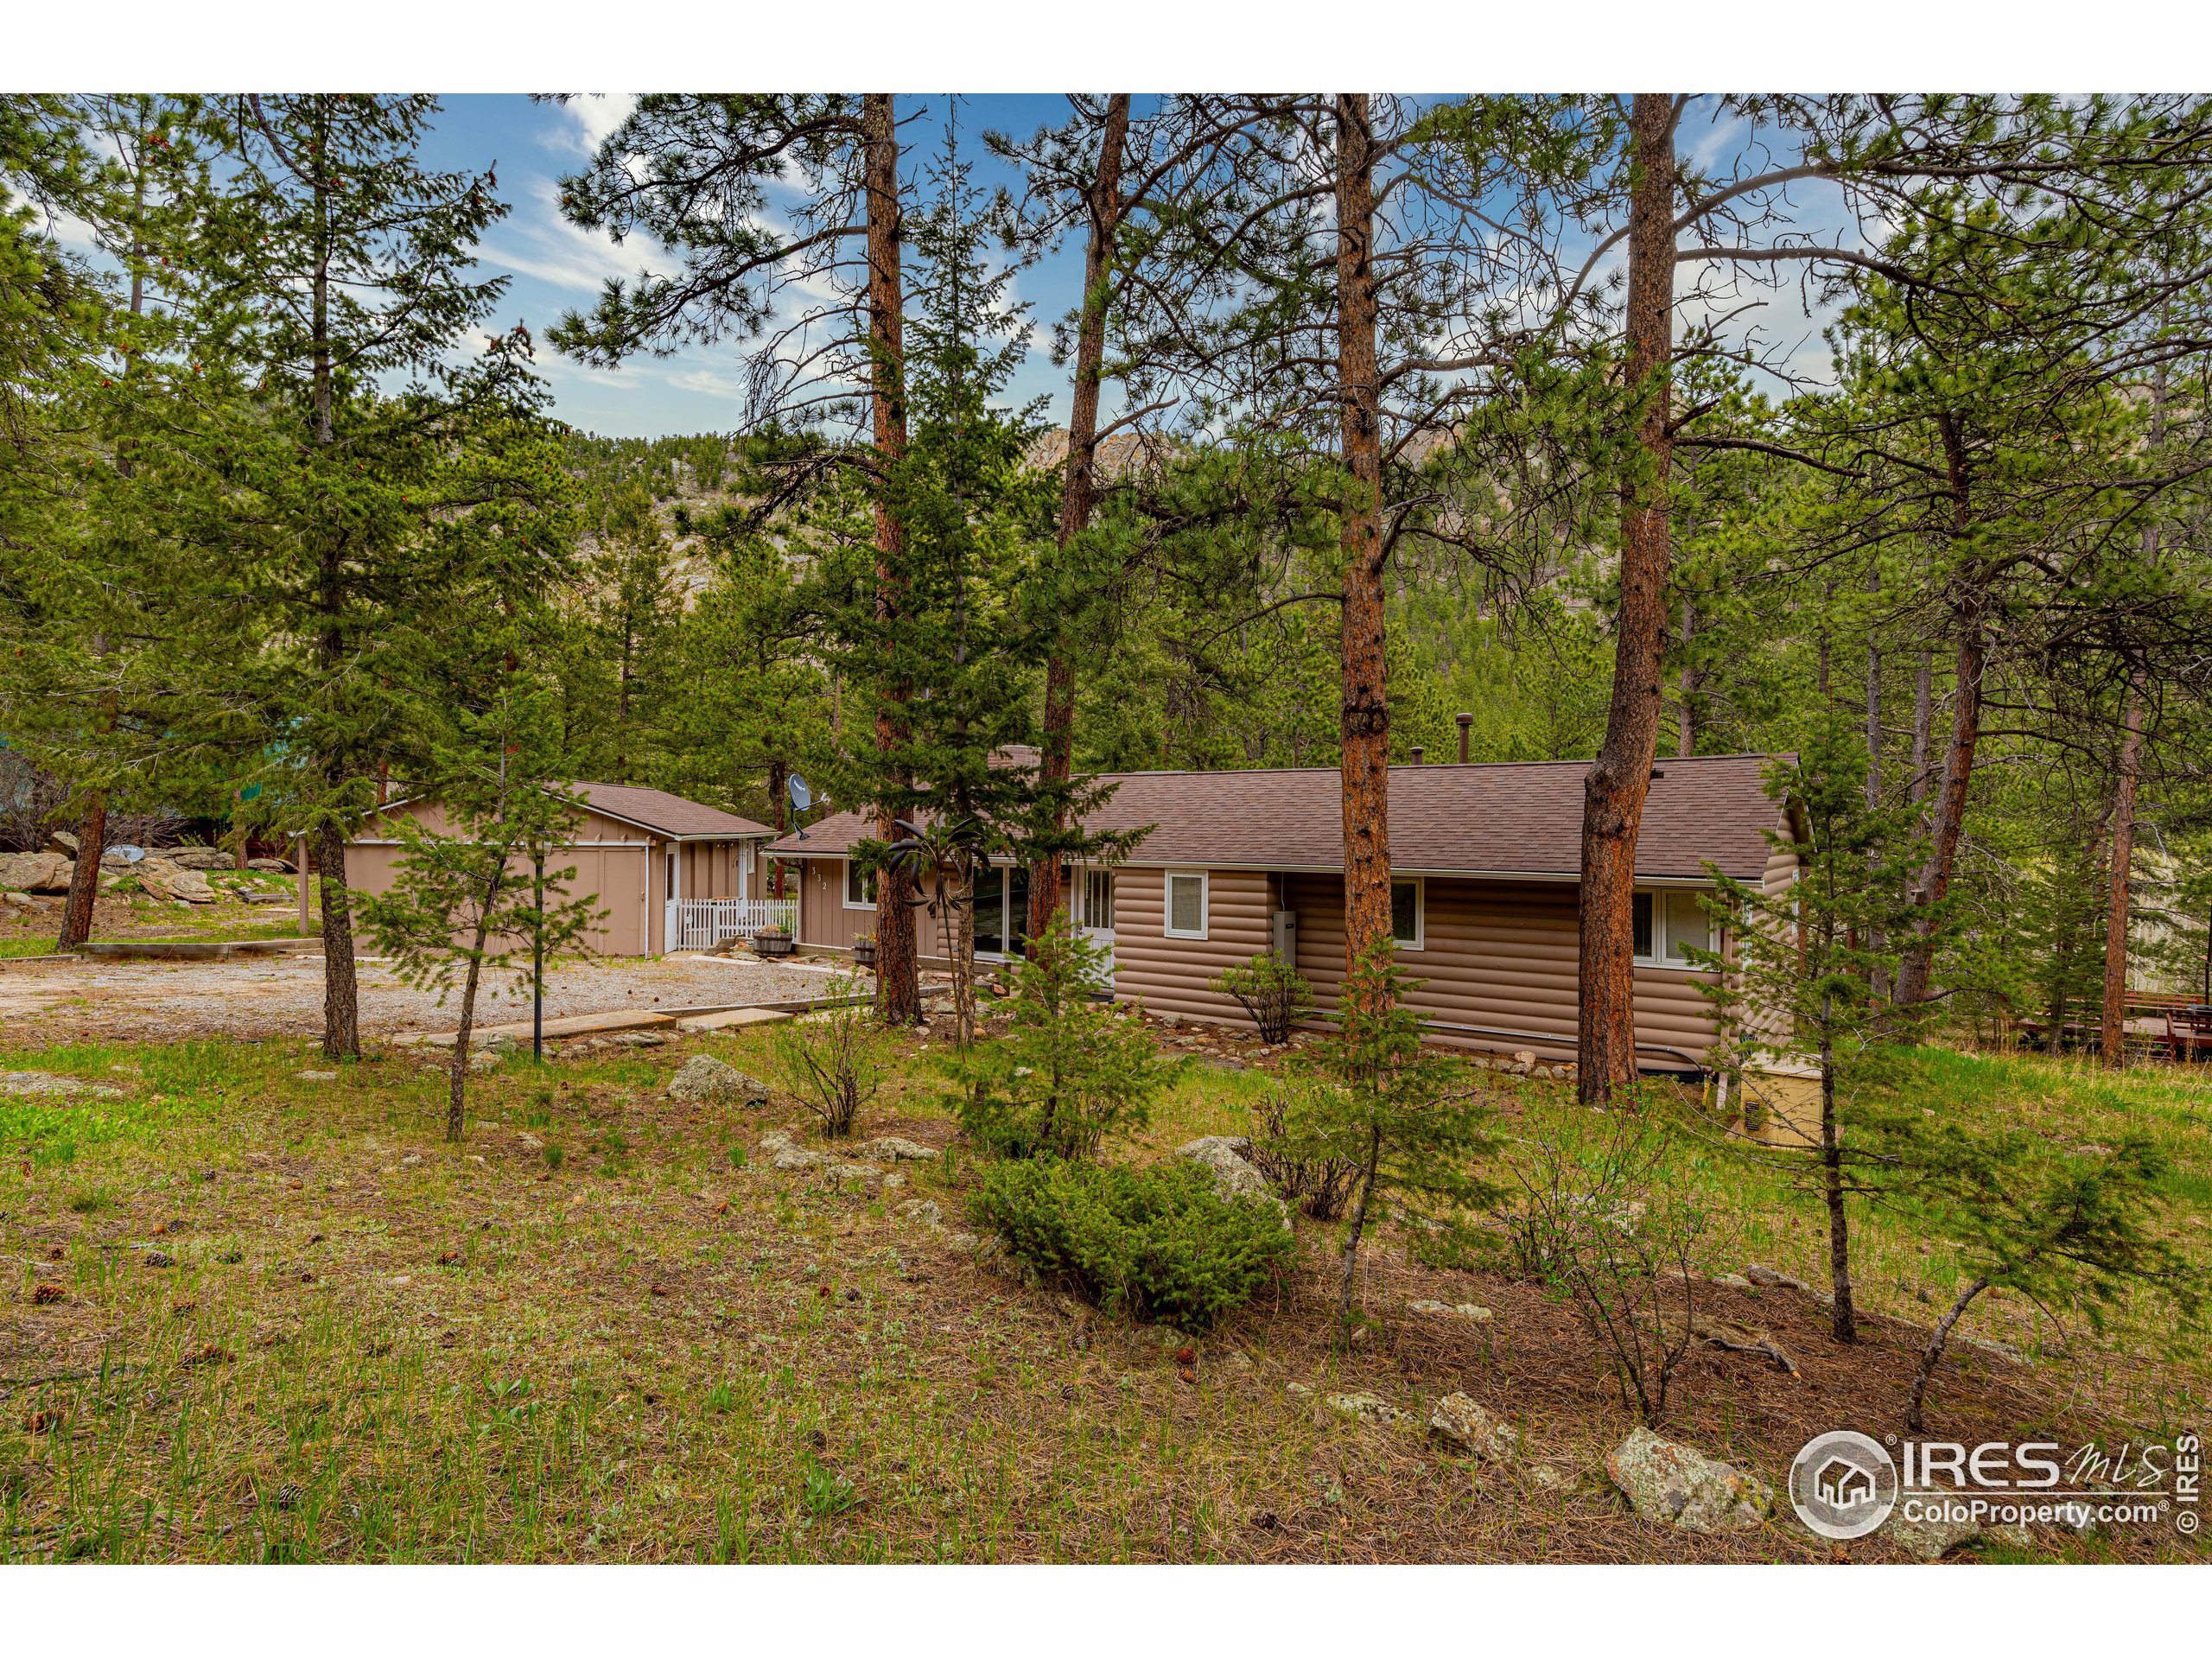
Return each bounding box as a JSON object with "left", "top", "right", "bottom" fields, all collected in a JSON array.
[
  {"left": 542, "top": 94, "right": 639, "bottom": 160},
  {"left": 480, "top": 175, "right": 678, "bottom": 296}
]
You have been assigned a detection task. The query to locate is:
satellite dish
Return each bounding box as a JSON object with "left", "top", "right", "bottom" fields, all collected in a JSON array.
[
  {"left": 787, "top": 774, "right": 812, "bottom": 813},
  {"left": 105, "top": 844, "right": 145, "bottom": 864}
]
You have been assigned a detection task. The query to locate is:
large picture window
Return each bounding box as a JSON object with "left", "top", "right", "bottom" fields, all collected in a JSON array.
[
  {"left": 1165, "top": 871, "right": 1208, "bottom": 939},
  {"left": 1633, "top": 887, "right": 1714, "bottom": 966}
]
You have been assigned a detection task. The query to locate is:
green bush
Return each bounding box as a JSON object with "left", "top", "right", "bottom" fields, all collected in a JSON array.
[
  {"left": 968, "top": 1159, "right": 1296, "bottom": 1333},
  {"left": 1207, "top": 952, "right": 1313, "bottom": 1044}
]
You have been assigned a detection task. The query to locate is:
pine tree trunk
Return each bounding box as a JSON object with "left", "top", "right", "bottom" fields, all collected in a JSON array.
[
  {"left": 767, "top": 754, "right": 788, "bottom": 899},
  {"left": 2100, "top": 679, "right": 2145, "bottom": 1067},
  {"left": 316, "top": 819, "right": 359, "bottom": 1060},
  {"left": 1866, "top": 566, "right": 1887, "bottom": 1002},
  {"left": 57, "top": 798, "right": 105, "bottom": 950},
  {"left": 448, "top": 935, "right": 490, "bottom": 1144},
  {"left": 1579, "top": 93, "right": 1676, "bottom": 1103},
  {"left": 1029, "top": 94, "right": 1129, "bottom": 944},
  {"left": 1895, "top": 416, "right": 1980, "bottom": 1013},
  {"left": 1334, "top": 93, "right": 1393, "bottom": 990},
  {"left": 1910, "top": 650, "right": 1934, "bottom": 805},
  {"left": 955, "top": 863, "right": 977, "bottom": 1050},
  {"left": 307, "top": 98, "right": 360, "bottom": 1058},
  {"left": 1675, "top": 596, "right": 1694, "bottom": 758},
  {"left": 1907, "top": 1274, "right": 1989, "bottom": 1433},
  {"left": 861, "top": 92, "right": 919, "bottom": 1027},
  {"left": 1819, "top": 1001, "right": 1858, "bottom": 1343},
  {"left": 1894, "top": 619, "right": 1984, "bottom": 1010},
  {"left": 1335, "top": 1122, "right": 1384, "bottom": 1341}
]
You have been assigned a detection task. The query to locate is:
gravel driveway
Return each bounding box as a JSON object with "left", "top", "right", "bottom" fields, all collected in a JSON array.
[{"left": 0, "top": 953, "right": 853, "bottom": 1047}]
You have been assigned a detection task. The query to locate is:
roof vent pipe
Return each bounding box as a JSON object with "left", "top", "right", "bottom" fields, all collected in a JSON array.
[
  {"left": 1409, "top": 746, "right": 1424, "bottom": 766},
  {"left": 1454, "top": 712, "right": 1473, "bottom": 763}
]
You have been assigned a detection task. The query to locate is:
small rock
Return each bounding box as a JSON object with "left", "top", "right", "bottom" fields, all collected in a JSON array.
[
  {"left": 669, "top": 1054, "right": 772, "bottom": 1106},
  {"left": 899, "top": 1199, "right": 944, "bottom": 1228},
  {"left": 294, "top": 1070, "right": 339, "bottom": 1083},
  {"left": 827, "top": 1162, "right": 881, "bottom": 1184},
  {"left": 1408, "top": 1299, "right": 1493, "bottom": 1323},
  {"left": 1605, "top": 1427, "right": 1774, "bottom": 1533},
  {"left": 1323, "top": 1391, "right": 1414, "bottom": 1430},
  {"left": 1890, "top": 1510, "right": 2033, "bottom": 1561},
  {"left": 1284, "top": 1382, "right": 1313, "bottom": 1398},
  {"left": 485, "top": 1033, "right": 520, "bottom": 1055},
  {"left": 1428, "top": 1393, "right": 1522, "bottom": 1461},
  {"left": 1, "top": 1071, "right": 124, "bottom": 1101},
  {"left": 604, "top": 1030, "right": 668, "bottom": 1048},
  {"left": 759, "top": 1129, "right": 794, "bottom": 1153},
  {"left": 467, "top": 1052, "right": 499, "bottom": 1073},
  {"left": 856, "top": 1135, "right": 939, "bottom": 1162},
  {"left": 1176, "top": 1135, "right": 1291, "bottom": 1228},
  {"left": 772, "top": 1147, "right": 831, "bottom": 1171},
  {"left": 1744, "top": 1262, "right": 1807, "bottom": 1290},
  {"left": 1710, "top": 1272, "right": 1754, "bottom": 1289}
]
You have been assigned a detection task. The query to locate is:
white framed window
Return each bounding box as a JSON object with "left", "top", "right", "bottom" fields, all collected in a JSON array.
[
  {"left": 843, "top": 859, "right": 875, "bottom": 909},
  {"left": 1634, "top": 887, "right": 1715, "bottom": 967},
  {"left": 1391, "top": 877, "right": 1424, "bottom": 950},
  {"left": 1164, "top": 870, "right": 1208, "bottom": 940}
]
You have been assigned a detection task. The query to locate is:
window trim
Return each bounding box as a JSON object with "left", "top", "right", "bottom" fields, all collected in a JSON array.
[
  {"left": 1391, "top": 875, "right": 1425, "bottom": 952},
  {"left": 1633, "top": 885, "right": 1716, "bottom": 968},
  {"left": 842, "top": 858, "right": 876, "bottom": 911},
  {"left": 1163, "top": 869, "right": 1210, "bottom": 940}
]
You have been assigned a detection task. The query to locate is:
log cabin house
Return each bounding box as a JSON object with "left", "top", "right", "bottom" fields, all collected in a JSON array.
[{"left": 766, "top": 754, "right": 1802, "bottom": 1073}]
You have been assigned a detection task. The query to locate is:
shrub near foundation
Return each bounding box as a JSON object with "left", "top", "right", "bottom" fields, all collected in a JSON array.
[{"left": 969, "top": 1159, "right": 1298, "bottom": 1333}]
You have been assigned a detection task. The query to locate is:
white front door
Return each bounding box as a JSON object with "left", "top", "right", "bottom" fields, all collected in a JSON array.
[{"left": 1073, "top": 867, "right": 1116, "bottom": 986}]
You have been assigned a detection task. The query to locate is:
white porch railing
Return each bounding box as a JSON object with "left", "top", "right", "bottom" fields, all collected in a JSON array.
[{"left": 668, "top": 898, "right": 799, "bottom": 952}]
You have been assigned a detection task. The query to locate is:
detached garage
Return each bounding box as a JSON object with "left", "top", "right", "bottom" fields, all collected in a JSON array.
[{"left": 346, "top": 781, "right": 787, "bottom": 957}]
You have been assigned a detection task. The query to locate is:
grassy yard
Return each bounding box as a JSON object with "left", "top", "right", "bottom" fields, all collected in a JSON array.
[{"left": 2, "top": 1018, "right": 2205, "bottom": 1563}]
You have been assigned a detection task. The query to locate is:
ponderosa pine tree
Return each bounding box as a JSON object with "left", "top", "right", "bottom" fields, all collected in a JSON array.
[
  {"left": 550, "top": 92, "right": 926, "bottom": 1025},
  {"left": 1126, "top": 94, "right": 1595, "bottom": 993}
]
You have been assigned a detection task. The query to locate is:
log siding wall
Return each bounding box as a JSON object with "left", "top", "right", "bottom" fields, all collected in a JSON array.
[{"left": 1107, "top": 866, "right": 1743, "bottom": 1065}]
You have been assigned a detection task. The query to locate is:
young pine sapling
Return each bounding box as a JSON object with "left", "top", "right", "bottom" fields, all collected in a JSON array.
[
  {"left": 1275, "top": 943, "right": 1500, "bottom": 1342},
  {"left": 1694, "top": 720, "right": 1942, "bottom": 1344},
  {"left": 947, "top": 912, "right": 1162, "bottom": 1160},
  {"left": 359, "top": 705, "right": 599, "bottom": 1141}
]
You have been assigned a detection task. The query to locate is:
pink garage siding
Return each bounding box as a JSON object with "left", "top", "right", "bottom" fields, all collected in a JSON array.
[{"left": 346, "top": 797, "right": 763, "bottom": 958}]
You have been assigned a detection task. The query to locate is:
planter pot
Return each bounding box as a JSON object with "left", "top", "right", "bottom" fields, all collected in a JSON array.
[
  {"left": 753, "top": 934, "right": 795, "bottom": 957},
  {"left": 852, "top": 942, "right": 877, "bottom": 969}
]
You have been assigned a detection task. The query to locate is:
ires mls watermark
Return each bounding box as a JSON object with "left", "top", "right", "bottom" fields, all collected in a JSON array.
[{"left": 1789, "top": 1428, "right": 2202, "bottom": 1542}]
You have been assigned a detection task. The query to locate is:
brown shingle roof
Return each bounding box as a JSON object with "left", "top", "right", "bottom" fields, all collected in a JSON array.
[
  {"left": 764, "top": 754, "right": 1788, "bottom": 881},
  {"left": 574, "top": 782, "right": 774, "bottom": 840}
]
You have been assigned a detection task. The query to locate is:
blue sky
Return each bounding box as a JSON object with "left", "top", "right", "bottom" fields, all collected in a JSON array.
[
  {"left": 406, "top": 93, "right": 1849, "bottom": 438},
  {"left": 421, "top": 94, "right": 1096, "bottom": 439}
]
